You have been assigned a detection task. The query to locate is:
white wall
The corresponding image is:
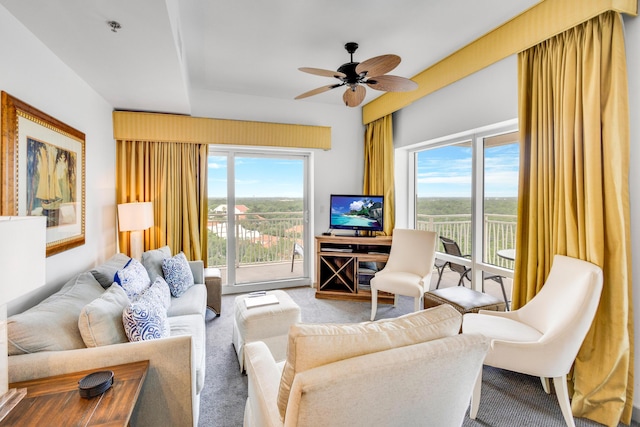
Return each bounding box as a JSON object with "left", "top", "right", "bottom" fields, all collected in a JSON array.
[
  {"left": 190, "top": 90, "right": 365, "bottom": 236},
  {"left": 394, "top": 16, "right": 640, "bottom": 416},
  {"left": 1, "top": 5, "right": 117, "bottom": 315}
]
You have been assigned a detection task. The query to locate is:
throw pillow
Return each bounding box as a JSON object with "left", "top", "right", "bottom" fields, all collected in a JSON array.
[
  {"left": 78, "top": 284, "right": 130, "bottom": 347},
  {"left": 7, "top": 272, "right": 105, "bottom": 355},
  {"left": 90, "top": 253, "right": 131, "bottom": 288},
  {"left": 141, "top": 245, "right": 172, "bottom": 282},
  {"left": 122, "top": 297, "right": 170, "bottom": 342},
  {"left": 138, "top": 276, "right": 172, "bottom": 310},
  {"left": 276, "top": 304, "right": 462, "bottom": 419},
  {"left": 114, "top": 258, "right": 151, "bottom": 299},
  {"left": 162, "top": 252, "right": 194, "bottom": 297}
]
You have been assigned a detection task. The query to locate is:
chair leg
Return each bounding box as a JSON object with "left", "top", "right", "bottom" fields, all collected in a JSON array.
[
  {"left": 413, "top": 296, "right": 421, "bottom": 312},
  {"left": 553, "top": 375, "right": 576, "bottom": 427},
  {"left": 497, "top": 276, "right": 510, "bottom": 310},
  {"left": 370, "top": 288, "right": 378, "bottom": 321},
  {"left": 435, "top": 270, "right": 443, "bottom": 289},
  {"left": 469, "top": 366, "right": 483, "bottom": 419},
  {"left": 540, "top": 377, "right": 551, "bottom": 394}
]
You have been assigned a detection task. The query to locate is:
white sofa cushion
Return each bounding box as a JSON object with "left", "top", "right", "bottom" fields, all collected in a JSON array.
[
  {"left": 78, "top": 284, "right": 130, "bottom": 347},
  {"left": 90, "top": 253, "right": 131, "bottom": 288},
  {"left": 8, "top": 272, "right": 105, "bottom": 354},
  {"left": 277, "top": 304, "right": 462, "bottom": 418},
  {"left": 141, "top": 245, "right": 172, "bottom": 282},
  {"left": 167, "top": 284, "right": 207, "bottom": 317}
]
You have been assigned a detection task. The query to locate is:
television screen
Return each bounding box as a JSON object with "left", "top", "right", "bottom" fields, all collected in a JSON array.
[{"left": 330, "top": 195, "right": 384, "bottom": 232}]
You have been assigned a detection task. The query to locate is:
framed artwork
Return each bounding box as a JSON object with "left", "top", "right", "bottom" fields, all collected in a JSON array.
[{"left": 1, "top": 91, "right": 85, "bottom": 256}]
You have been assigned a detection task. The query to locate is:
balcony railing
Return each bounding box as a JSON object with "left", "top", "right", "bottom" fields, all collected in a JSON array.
[
  {"left": 207, "top": 211, "right": 304, "bottom": 268},
  {"left": 207, "top": 211, "right": 517, "bottom": 270},
  {"left": 417, "top": 214, "right": 517, "bottom": 269}
]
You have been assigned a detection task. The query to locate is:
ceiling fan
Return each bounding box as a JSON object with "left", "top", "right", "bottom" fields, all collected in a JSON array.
[{"left": 295, "top": 42, "right": 418, "bottom": 107}]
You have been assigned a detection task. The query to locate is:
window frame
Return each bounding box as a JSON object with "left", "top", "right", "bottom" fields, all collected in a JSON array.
[{"left": 402, "top": 119, "right": 518, "bottom": 291}]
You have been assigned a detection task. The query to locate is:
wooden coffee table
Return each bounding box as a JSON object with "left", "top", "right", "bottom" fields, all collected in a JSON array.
[{"left": 1, "top": 360, "right": 149, "bottom": 426}]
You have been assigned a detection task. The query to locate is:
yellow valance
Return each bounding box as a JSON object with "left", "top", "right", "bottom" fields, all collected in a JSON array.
[
  {"left": 362, "top": 0, "right": 638, "bottom": 124},
  {"left": 113, "top": 111, "right": 331, "bottom": 150}
]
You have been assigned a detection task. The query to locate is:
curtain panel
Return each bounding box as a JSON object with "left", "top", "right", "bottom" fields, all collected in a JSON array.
[
  {"left": 116, "top": 140, "right": 208, "bottom": 264},
  {"left": 363, "top": 115, "right": 395, "bottom": 236},
  {"left": 514, "top": 11, "right": 633, "bottom": 425}
]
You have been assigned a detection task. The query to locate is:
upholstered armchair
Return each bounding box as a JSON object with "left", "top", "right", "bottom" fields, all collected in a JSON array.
[
  {"left": 462, "top": 255, "right": 603, "bottom": 427},
  {"left": 370, "top": 228, "right": 437, "bottom": 320},
  {"left": 243, "top": 304, "right": 489, "bottom": 427}
]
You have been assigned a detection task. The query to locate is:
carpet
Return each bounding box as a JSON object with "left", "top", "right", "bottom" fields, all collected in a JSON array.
[{"left": 198, "top": 286, "right": 636, "bottom": 427}]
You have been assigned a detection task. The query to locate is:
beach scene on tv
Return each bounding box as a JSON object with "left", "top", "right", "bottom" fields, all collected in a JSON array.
[{"left": 330, "top": 196, "right": 383, "bottom": 230}]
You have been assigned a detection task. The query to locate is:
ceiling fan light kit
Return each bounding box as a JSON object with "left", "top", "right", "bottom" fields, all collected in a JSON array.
[{"left": 295, "top": 42, "right": 418, "bottom": 107}]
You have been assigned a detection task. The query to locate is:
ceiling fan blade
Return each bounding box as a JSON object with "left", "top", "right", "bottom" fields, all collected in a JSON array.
[
  {"left": 355, "top": 54, "right": 401, "bottom": 77},
  {"left": 343, "top": 85, "right": 366, "bottom": 107},
  {"left": 295, "top": 84, "right": 342, "bottom": 100},
  {"left": 299, "top": 67, "right": 347, "bottom": 79},
  {"left": 366, "top": 75, "right": 418, "bottom": 92}
]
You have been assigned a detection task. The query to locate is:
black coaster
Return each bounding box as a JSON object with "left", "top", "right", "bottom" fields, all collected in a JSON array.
[{"left": 78, "top": 370, "right": 114, "bottom": 399}]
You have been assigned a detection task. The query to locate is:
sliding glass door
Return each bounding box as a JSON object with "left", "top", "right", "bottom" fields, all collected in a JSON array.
[{"left": 208, "top": 148, "right": 311, "bottom": 292}]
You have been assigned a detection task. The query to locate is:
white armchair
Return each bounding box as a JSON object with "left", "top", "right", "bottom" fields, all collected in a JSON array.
[
  {"left": 370, "top": 229, "right": 437, "bottom": 320},
  {"left": 243, "top": 305, "right": 489, "bottom": 427},
  {"left": 462, "top": 255, "right": 603, "bottom": 427}
]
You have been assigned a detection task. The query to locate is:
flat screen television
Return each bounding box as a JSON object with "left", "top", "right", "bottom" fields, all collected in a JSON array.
[{"left": 329, "top": 194, "right": 384, "bottom": 234}]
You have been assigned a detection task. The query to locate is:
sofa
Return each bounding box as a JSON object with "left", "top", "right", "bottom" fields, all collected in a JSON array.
[
  {"left": 7, "top": 247, "right": 207, "bottom": 427},
  {"left": 244, "top": 304, "right": 489, "bottom": 427}
]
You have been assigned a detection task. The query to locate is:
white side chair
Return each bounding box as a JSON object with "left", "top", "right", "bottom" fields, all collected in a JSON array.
[
  {"left": 462, "top": 254, "right": 603, "bottom": 427},
  {"left": 370, "top": 229, "right": 437, "bottom": 321}
]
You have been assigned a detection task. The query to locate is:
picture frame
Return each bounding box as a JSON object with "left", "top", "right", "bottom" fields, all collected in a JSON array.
[{"left": 1, "top": 91, "right": 85, "bottom": 256}]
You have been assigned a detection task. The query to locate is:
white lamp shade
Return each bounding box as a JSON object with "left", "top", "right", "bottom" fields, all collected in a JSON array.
[
  {"left": 117, "top": 202, "right": 154, "bottom": 232},
  {"left": 0, "top": 216, "right": 46, "bottom": 306}
]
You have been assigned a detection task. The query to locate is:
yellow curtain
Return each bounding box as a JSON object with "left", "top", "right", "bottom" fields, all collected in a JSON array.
[
  {"left": 514, "top": 11, "right": 633, "bottom": 425},
  {"left": 363, "top": 115, "right": 394, "bottom": 235},
  {"left": 116, "top": 140, "right": 208, "bottom": 263}
]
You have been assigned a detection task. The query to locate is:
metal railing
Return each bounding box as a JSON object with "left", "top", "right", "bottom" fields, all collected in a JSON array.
[
  {"left": 207, "top": 211, "right": 517, "bottom": 270},
  {"left": 207, "top": 211, "right": 304, "bottom": 267},
  {"left": 416, "top": 214, "right": 517, "bottom": 269}
]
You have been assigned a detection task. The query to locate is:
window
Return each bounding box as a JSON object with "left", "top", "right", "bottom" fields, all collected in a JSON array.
[{"left": 410, "top": 122, "right": 519, "bottom": 298}]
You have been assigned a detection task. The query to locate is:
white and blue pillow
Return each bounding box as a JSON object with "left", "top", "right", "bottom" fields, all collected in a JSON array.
[
  {"left": 162, "top": 252, "right": 194, "bottom": 297},
  {"left": 114, "top": 258, "right": 151, "bottom": 300},
  {"left": 139, "top": 276, "right": 172, "bottom": 310},
  {"left": 122, "top": 297, "right": 170, "bottom": 342}
]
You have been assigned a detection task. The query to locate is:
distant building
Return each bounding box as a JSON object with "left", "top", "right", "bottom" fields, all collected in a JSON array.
[{"left": 212, "top": 204, "right": 249, "bottom": 217}]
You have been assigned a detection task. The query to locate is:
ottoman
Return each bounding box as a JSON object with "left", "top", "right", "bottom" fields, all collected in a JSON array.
[
  {"left": 204, "top": 267, "right": 222, "bottom": 316},
  {"left": 424, "top": 286, "right": 506, "bottom": 316},
  {"left": 232, "top": 290, "right": 301, "bottom": 372}
]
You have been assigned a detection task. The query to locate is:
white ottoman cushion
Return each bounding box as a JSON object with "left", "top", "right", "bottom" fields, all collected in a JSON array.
[{"left": 233, "top": 290, "right": 301, "bottom": 372}]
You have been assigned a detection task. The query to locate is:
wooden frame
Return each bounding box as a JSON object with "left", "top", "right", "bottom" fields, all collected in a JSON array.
[{"left": 1, "top": 91, "right": 85, "bottom": 256}]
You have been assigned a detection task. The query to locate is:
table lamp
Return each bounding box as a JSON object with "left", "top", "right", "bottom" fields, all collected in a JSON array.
[
  {"left": 0, "top": 216, "right": 46, "bottom": 421},
  {"left": 117, "top": 202, "right": 154, "bottom": 260}
]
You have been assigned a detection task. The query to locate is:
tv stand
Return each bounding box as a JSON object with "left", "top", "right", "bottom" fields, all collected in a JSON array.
[{"left": 315, "top": 235, "right": 393, "bottom": 303}]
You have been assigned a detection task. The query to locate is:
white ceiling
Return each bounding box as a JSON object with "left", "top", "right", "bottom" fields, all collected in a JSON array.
[{"left": 0, "top": 0, "right": 540, "bottom": 115}]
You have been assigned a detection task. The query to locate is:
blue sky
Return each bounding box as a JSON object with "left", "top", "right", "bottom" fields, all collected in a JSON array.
[
  {"left": 208, "top": 156, "right": 304, "bottom": 198},
  {"left": 416, "top": 143, "right": 520, "bottom": 198},
  {"left": 208, "top": 144, "right": 519, "bottom": 199}
]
